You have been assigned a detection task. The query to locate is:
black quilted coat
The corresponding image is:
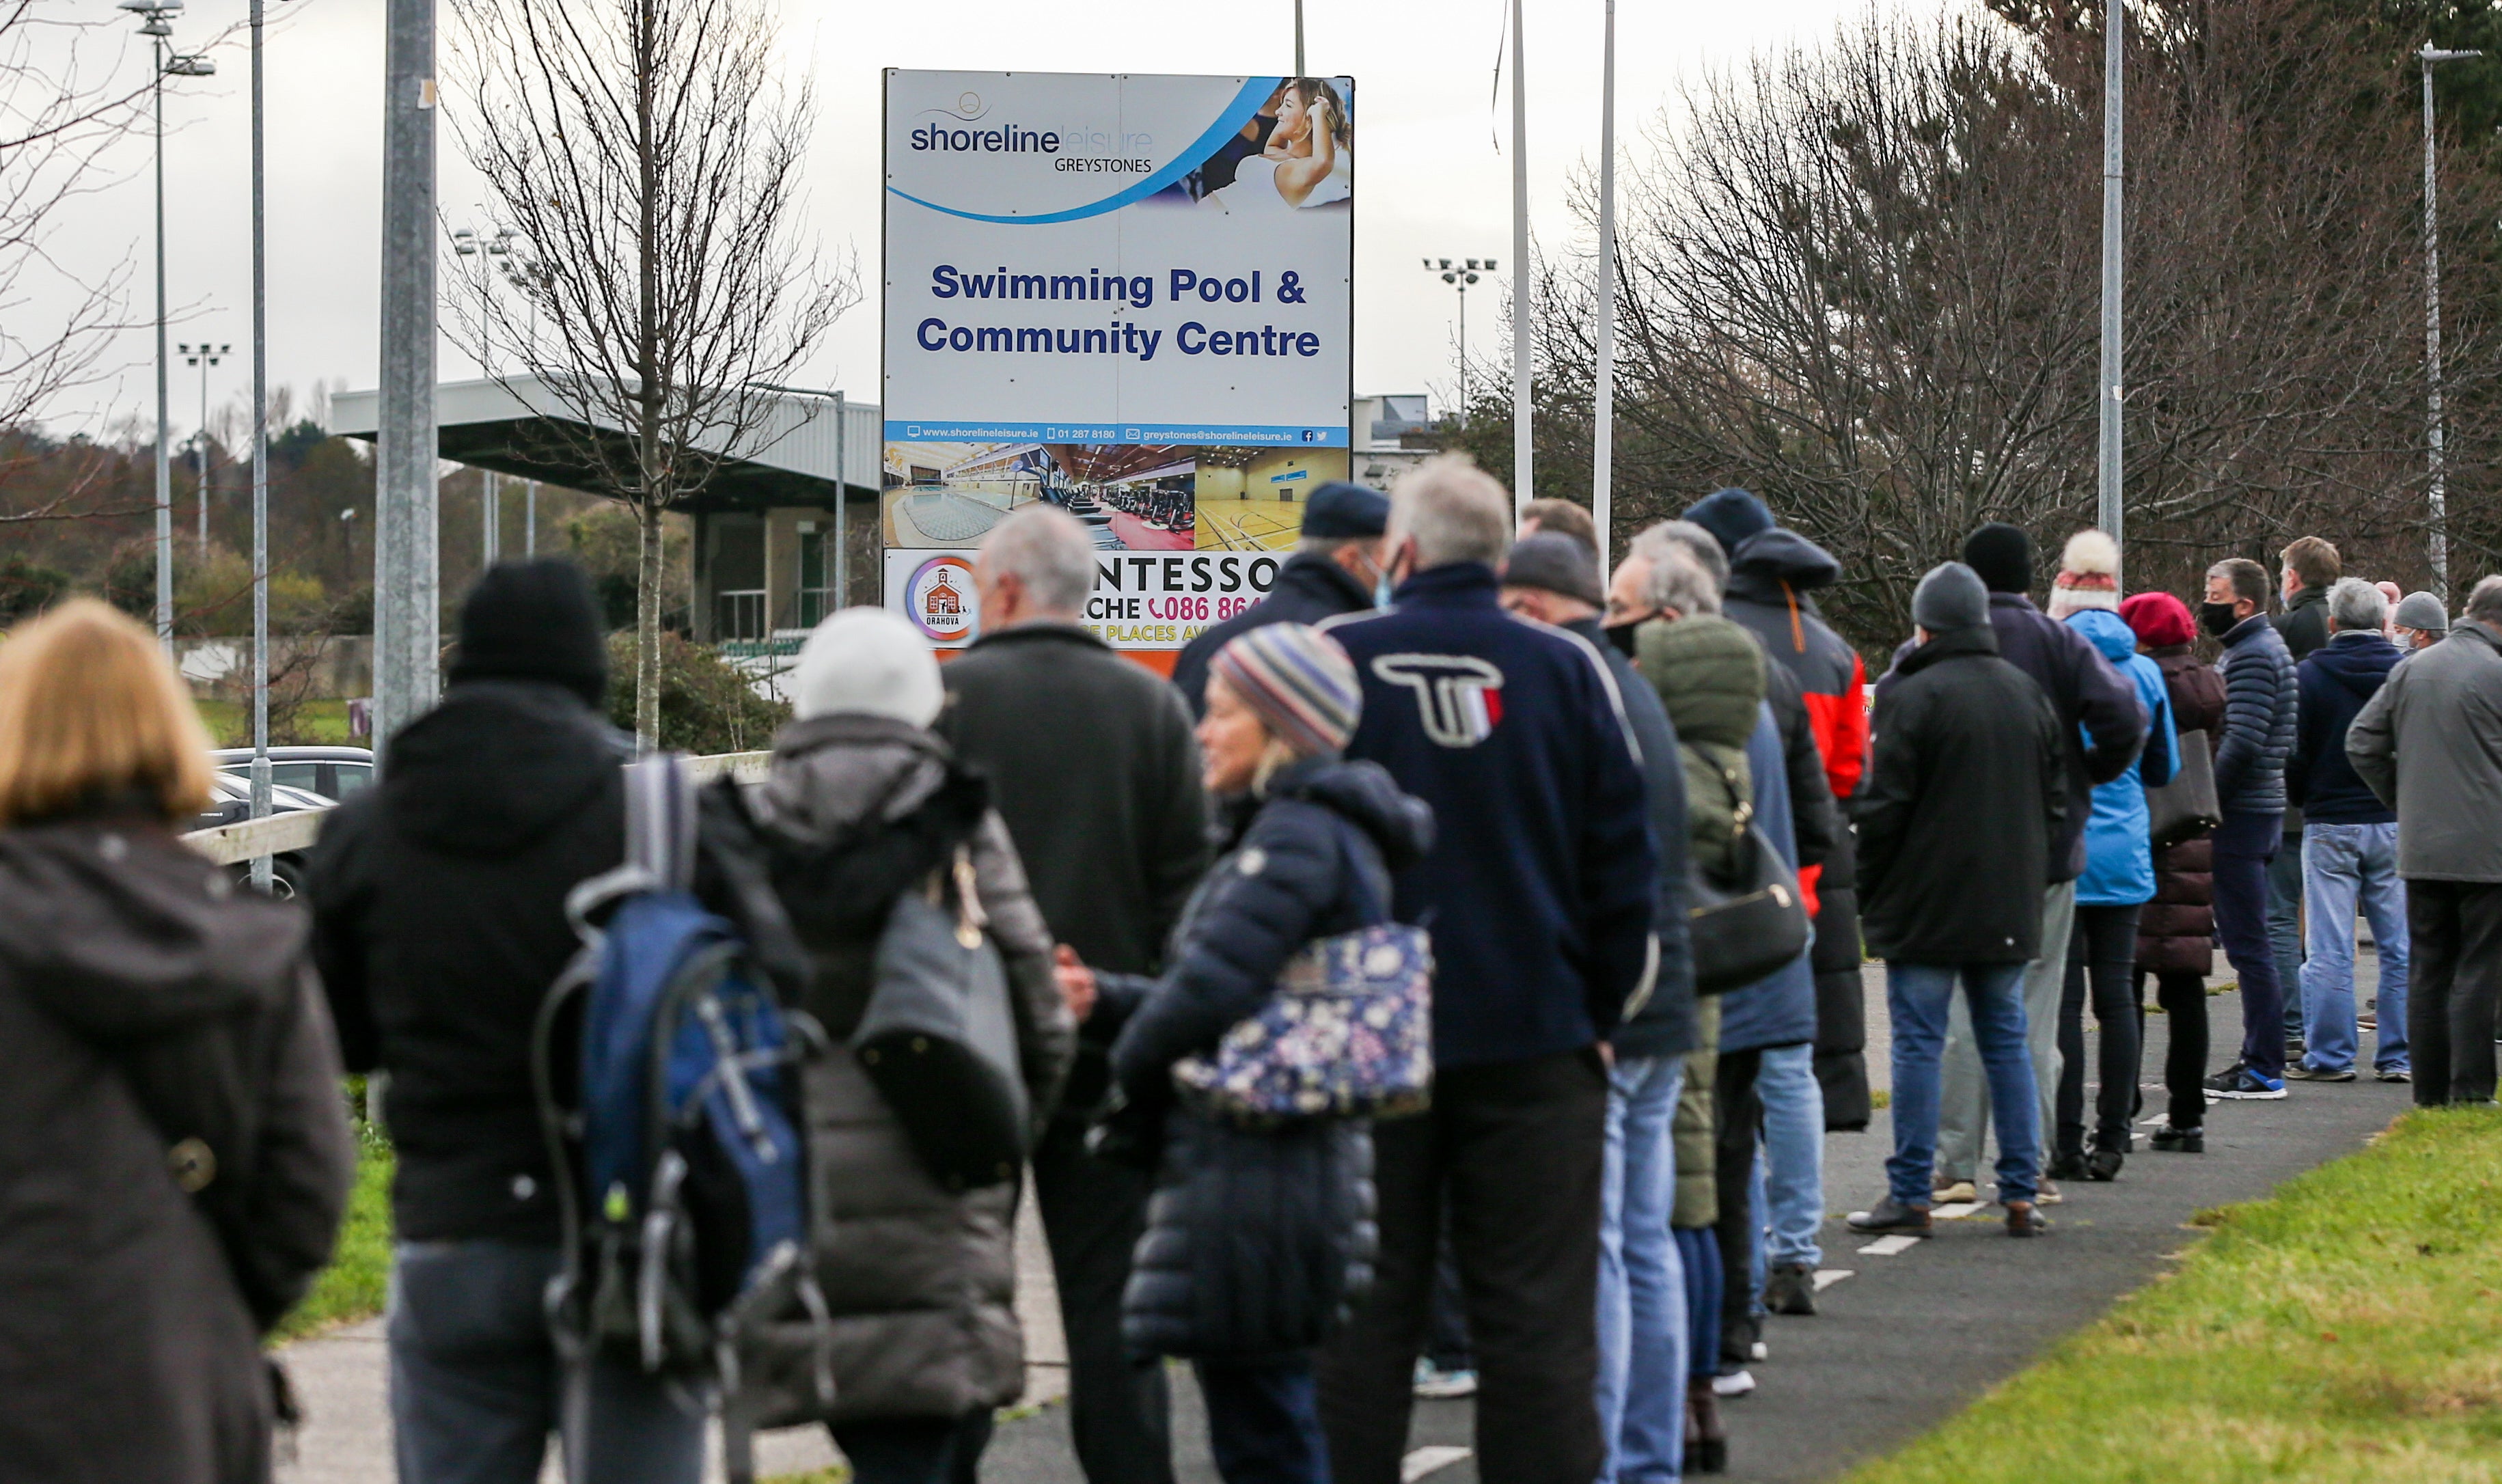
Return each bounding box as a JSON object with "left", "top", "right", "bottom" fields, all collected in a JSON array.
[{"left": 1099, "top": 756, "right": 1432, "bottom": 1362}]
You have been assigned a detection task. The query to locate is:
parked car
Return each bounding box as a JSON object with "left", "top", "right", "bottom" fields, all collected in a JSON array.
[
  {"left": 210, "top": 745, "right": 375, "bottom": 803},
  {"left": 191, "top": 772, "right": 335, "bottom": 900}
]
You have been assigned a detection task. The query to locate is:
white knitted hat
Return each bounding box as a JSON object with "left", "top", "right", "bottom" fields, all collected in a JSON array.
[
  {"left": 2047, "top": 529, "right": 2121, "bottom": 618},
  {"left": 791, "top": 607, "right": 943, "bottom": 726}
]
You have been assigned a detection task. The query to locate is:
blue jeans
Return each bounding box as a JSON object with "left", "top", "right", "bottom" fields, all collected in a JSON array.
[
  {"left": 2270, "top": 828, "right": 2307, "bottom": 1039},
  {"left": 2300, "top": 823, "right": 2411, "bottom": 1075},
  {"left": 1884, "top": 963, "right": 2039, "bottom": 1208},
  {"left": 1596, "top": 1056, "right": 1685, "bottom": 1483},
  {"left": 1753, "top": 1043, "right": 1824, "bottom": 1269},
  {"left": 2213, "top": 810, "right": 2289, "bottom": 1078},
  {"left": 387, "top": 1240, "right": 704, "bottom": 1484},
  {"left": 1196, "top": 1357, "right": 1330, "bottom": 1484}
]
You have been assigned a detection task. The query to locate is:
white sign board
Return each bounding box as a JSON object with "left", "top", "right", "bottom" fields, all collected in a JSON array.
[{"left": 881, "top": 70, "right": 1354, "bottom": 649}]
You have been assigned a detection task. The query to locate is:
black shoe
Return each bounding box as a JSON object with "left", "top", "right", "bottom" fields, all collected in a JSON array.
[
  {"left": 1763, "top": 1262, "right": 1817, "bottom": 1317},
  {"left": 2046, "top": 1150, "right": 2090, "bottom": 1181},
  {"left": 2005, "top": 1200, "right": 2052, "bottom": 1237},
  {"left": 2150, "top": 1123, "right": 2205, "bottom": 1153},
  {"left": 2286, "top": 1064, "right": 2357, "bottom": 1083},
  {"left": 2086, "top": 1146, "right": 2124, "bottom": 1182},
  {"left": 1687, "top": 1379, "right": 1729, "bottom": 1474},
  {"left": 1846, "top": 1198, "right": 1932, "bottom": 1234}
]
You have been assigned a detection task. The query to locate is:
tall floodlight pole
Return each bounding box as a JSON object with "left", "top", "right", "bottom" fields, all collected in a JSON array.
[
  {"left": 122, "top": 0, "right": 182, "bottom": 648},
  {"left": 1293, "top": 0, "right": 1304, "bottom": 75},
  {"left": 834, "top": 391, "right": 848, "bottom": 609},
  {"left": 481, "top": 469, "right": 499, "bottom": 566},
  {"left": 182, "top": 342, "right": 228, "bottom": 555},
  {"left": 1509, "top": 0, "right": 1532, "bottom": 514},
  {"left": 248, "top": 0, "right": 271, "bottom": 887},
  {"left": 2421, "top": 43, "right": 2480, "bottom": 601},
  {"left": 376, "top": 0, "right": 441, "bottom": 757},
  {"left": 2096, "top": 0, "right": 2124, "bottom": 560},
  {"left": 1593, "top": 0, "right": 1619, "bottom": 562},
  {"left": 525, "top": 480, "right": 536, "bottom": 556},
  {"left": 1423, "top": 258, "right": 1489, "bottom": 420}
]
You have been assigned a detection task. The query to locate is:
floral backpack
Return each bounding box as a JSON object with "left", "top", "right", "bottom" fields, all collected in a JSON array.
[{"left": 1171, "top": 830, "right": 1433, "bottom": 1122}]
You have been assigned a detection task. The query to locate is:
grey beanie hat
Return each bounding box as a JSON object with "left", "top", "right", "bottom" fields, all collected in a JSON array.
[
  {"left": 1912, "top": 560, "right": 1990, "bottom": 634},
  {"left": 2394, "top": 591, "right": 2449, "bottom": 635},
  {"left": 1502, "top": 531, "right": 1606, "bottom": 608}
]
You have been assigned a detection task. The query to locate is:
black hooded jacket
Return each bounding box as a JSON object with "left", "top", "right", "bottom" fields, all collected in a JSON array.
[{"left": 1171, "top": 552, "right": 1375, "bottom": 717}]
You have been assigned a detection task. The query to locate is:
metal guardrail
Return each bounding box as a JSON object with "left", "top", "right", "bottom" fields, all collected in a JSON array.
[{"left": 181, "top": 750, "right": 773, "bottom": 866}]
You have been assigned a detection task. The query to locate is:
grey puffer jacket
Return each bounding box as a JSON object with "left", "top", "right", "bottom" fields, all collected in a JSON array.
[
  {"left": 0, "top": 812, "right": 354, "bottom": 1484},
  {"left": 747, "top": 714, "right": 1076, "bottom": 1425},
  {"left": 2349, "top": 621, "right": 2502, "bottom": 883},
  {"left": 2214, "top": 613, "right": 2297, "bottom": 814}
]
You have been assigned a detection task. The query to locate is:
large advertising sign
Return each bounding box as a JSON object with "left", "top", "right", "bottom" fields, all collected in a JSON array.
[{"left": 882, "top": 70, "right": 1355, "bottom": 649}]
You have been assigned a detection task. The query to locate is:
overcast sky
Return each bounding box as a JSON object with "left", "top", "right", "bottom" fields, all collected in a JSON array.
[{"left": 38, "top": 0, "right": 1876, "bottom": 441}]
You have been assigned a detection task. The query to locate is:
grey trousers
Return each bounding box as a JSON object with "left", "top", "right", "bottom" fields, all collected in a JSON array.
[{"left": 1935, "top": 881, "right": 2074, "bottom": 1186}]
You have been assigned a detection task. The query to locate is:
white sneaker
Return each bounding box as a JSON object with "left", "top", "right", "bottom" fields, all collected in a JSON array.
[
  {"left": 1411, "top": 1360, "right": 1477, "bottom": 1399},
  {"left": 1711, "top": 1369, "right": 1757, "bottom": 1398},
  {"left": 1749, "top": 1339, "right": 1768, "bottom": 1362}
]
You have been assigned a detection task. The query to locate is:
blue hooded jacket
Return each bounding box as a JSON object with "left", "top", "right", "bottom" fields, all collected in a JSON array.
[
  {"left": 1717, "top": 703, "right": 1817, "bottom": 1052},
  {"left": 2065, "top": 608, "right": 2176, "bottom": 906},
  {"left": 2286, "top": 630, "right": 2402, "bottom": 825}
]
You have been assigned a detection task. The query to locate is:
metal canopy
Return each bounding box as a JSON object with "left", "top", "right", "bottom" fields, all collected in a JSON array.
[{"left": 331, "top": 374, "right": 879, "bottom": 513}]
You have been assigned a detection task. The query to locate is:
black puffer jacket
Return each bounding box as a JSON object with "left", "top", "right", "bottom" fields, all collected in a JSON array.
[
  {"left": 1105, "top": 757, "right": 1431, "bottom": 1362},
  {"left": 2138, "top": 646, "right": 2227, "bottom": 976},
  {"left": 2214, "top": 613, "right": 2298, "bottom": 815},
  {"left": 0, "top": 812, "right": 354, "bottom": 1483}
]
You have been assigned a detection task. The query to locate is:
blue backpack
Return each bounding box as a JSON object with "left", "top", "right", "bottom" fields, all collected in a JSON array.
[{"left": 534, "top": 754, "right": 831, "bottom": 1478}]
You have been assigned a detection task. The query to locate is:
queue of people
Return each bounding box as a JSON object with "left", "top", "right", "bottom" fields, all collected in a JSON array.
[{"left": 4, "top": 460, "right": 2497, "bottom": 1484}]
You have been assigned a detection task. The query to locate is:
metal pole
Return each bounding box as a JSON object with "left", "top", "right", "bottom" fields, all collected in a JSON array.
[
  {"left": 1458, "top": 284, "right": 1467, "bottom": 417},
  {"left": 525, "top": 479, "right": 536, "bottom": 557},
  {"left": 376, "top": 0, "right": 440, "bottom": 756},
  {"left": 1293, "top": 0, "right": 1304, "bottom": 76},
  {"left": 1593, "top": 0, "right": 1617, "bottom": 563},
  {"left": 833, "top": 391, "right": 847, "bottom": 609},
  {"left": 2424, "top": 53, "right": 2449, "bottom": 601},
  {"left": 154, "top": 42, "right": 172, "bottom": 650},
  {"left": 2096, "top": 0, "right": 2124, "bottom": 564},
  {"left": 1509, "top": 0, "right": 1531, "bottom": 514},
  {"left": 481, "top": 469, "right": 499, "bottom": 566},
  {"left": 249, "top": 0, "right": 270, "bottom": 888},
  {"left": 196, "top": 355, "right": 211, "bottom": 554}
]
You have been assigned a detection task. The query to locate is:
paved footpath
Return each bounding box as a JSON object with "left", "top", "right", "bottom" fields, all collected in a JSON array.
[{"left": 281, "top": 955, "right": 2408, "bottom": 1483}]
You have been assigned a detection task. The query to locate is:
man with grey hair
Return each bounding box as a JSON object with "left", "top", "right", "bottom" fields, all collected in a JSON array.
[
  {"left": 2348, "top": 574, "right": 2502, "bottom": 1105},
  {"left": 937, "top": 503, "right": 1209, "bottom": 1484},
  {"left": 2285, "top": 578, "right": 2410, "bottom": 1084},
  {"left": 1316, "top": 455, "right": 1657, "bottom": 1484}
]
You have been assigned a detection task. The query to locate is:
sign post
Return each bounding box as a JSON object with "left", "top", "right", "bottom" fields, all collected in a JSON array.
[{"left": 881, "top": 70, "right": 1356, "bottom": 659}]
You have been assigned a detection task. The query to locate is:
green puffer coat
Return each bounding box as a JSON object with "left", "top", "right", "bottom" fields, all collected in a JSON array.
[{"left": 1636, "top": 614, "right": 1767, "bottom": 1228}]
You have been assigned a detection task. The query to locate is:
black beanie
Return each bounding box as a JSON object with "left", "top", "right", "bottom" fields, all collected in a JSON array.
[
  {"left": 1682, "top": 487, "right": 1774, "bottom": 559},
  {"left": 450, "top": 558, "right": 610, "bottom": 706},
  {"left": 1962, "top": 523, "right": 2035, "bottom": 594}
]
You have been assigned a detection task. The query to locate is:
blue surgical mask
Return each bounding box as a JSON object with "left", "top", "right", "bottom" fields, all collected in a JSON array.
[{"left": 1373, "top": 569, "right": 1395, "bottom": 609}]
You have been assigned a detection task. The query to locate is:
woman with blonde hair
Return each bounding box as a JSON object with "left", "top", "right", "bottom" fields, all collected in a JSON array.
[{"left": 0, "top": 599, "right": 354, "bottom": 1484}]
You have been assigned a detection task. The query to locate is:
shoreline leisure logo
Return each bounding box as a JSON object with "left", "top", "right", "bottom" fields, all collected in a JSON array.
[
  {"left": 905, "top": 90, "right": 1152, "bottom": 159},
  {"left": 905, "top": 555, "right": 979, "bottom": 643}
]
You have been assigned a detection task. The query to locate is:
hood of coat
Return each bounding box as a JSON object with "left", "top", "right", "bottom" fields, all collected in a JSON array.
[
  {"left": 382, "top": 679, "right": 627, "bottom": 858},
  {"left": 2067, "top": 607, "right": 2140, "bottom": 665},
  {"left": 0, "top": 818, "right": 304, "bottom": 1039},
  {"left": 1636, "top": 613, "right": 1765, "bottom": 750},
  {"left": 756, "top": 712, "right": 952, "bottom": 844},
  {"left": 1261, "top": 756, "right": 1435, "bottom": 870},
  {"left": 2308, "top": 629, "right": 2401, "bottom": 700},
  {"left": 1725, "top": 527, "right": 1842, "bottom": 601}
]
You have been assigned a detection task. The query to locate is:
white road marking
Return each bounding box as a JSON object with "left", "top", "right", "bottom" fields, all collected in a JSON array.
[
  {"left": 1812, "top": 1268, "right": 1854, "bottom": 1291},
  {"left": 1931, "top": 1201, "right": 1985, "bottom": 1220},
  {"left": 1402, "top": 1445, "right": 1474, "bottom": 1481},
  {"left": 1856, "top": 1234, "right": 1923, "bottom": 1256}
]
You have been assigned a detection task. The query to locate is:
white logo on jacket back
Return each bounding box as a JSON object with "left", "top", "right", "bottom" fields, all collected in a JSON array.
[{"left": 1373, "top": 654, "right": 1506, "bottom": 747}]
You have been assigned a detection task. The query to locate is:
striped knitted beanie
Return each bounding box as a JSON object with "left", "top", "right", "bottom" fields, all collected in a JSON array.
[{"left": 1209, "top": 622, "right": 1361, "bottom": 759}]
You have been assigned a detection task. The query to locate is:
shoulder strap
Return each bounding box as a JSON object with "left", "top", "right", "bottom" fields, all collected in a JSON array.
[{"left": 564, "top": 752, "right": 698, "bottom": 933}]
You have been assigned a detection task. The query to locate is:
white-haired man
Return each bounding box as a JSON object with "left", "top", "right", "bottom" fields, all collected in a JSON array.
[
  {"left": 1313, "top": 456, "right": 1657, "bottom": 1484},
  {"left": 936, "top": 504, "right": 1209, "bottom": 1484}
]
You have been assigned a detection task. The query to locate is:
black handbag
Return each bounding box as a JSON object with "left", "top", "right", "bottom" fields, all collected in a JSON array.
[
  {"left": 1689, "top": 814, "right": 1812, "bottom": 997},
  {"left": 2145, "top": 726, "right": 2221, "bottom": 851}
]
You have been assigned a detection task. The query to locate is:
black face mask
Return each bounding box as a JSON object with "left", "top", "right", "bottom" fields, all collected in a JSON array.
[
  {"left": 2199, "top": 601, "right": 2243, "bottom": 638},
  {"left": 1604, "top": 619, "right": 1647, "bottom": 659}
]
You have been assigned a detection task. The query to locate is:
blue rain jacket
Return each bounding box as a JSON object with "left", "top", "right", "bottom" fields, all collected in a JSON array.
[{"left": 2065, "top": 608, "right": 2177, "bottom": 906}]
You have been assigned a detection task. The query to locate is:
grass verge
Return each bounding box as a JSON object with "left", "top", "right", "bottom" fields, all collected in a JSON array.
[
  {"left": 271, "top": 1119, "right": 394, "bottom": 1344},
  {"left": 1846, "top": 1105, "right": 2502, "bottom": 1483},
  {"left": 195, "top": 698, "right": 356, "bottom": 747}
]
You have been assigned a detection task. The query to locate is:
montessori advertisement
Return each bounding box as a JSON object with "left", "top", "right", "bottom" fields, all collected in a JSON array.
[{"left": 881, "top": 68, "right": 1356, "bottom": 649}]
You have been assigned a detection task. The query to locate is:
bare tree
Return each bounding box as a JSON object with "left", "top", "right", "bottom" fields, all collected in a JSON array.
[
  {"left": 0, "top": 0, "right": 146, "bottom": 504},
  {"left": 1517, "top": 0, "right": 2502, "bottom": 647},
  {"left": 445, "top": 0, "right": 855, "bottom": 741}
]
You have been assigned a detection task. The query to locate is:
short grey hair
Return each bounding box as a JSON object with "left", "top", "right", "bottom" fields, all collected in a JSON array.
[
  {"left": 1639, "top": 542, "right": 1722, "bottom": 617},
  {"left": 2467, "top": 574, "right": 2502, "bottom": 627},
  {"left": 980, "top": 505, "right": 1097, "bottom": 615},
  {"left": 1296, "top": 534, "right": 1369, "bottom": 560},
  {"left": 2326, "top": 576, "right": 2387, "bottom": 634},
  {"left": 1630, "top": 519, "right": 1729, "bottom": 595},
  {"left": 1387, "top": 454, "right": 1512, "bottom": 570}
]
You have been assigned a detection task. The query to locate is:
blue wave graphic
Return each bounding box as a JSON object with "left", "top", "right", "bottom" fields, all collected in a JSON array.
[{"left": 888, "top": 77, "right": 1280, "bottom": 226}]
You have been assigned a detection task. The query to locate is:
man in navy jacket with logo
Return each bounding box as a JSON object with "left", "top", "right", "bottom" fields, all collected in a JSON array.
[{"left": 1312, "top": 457, "right": 1656, "bottom": 1484}]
